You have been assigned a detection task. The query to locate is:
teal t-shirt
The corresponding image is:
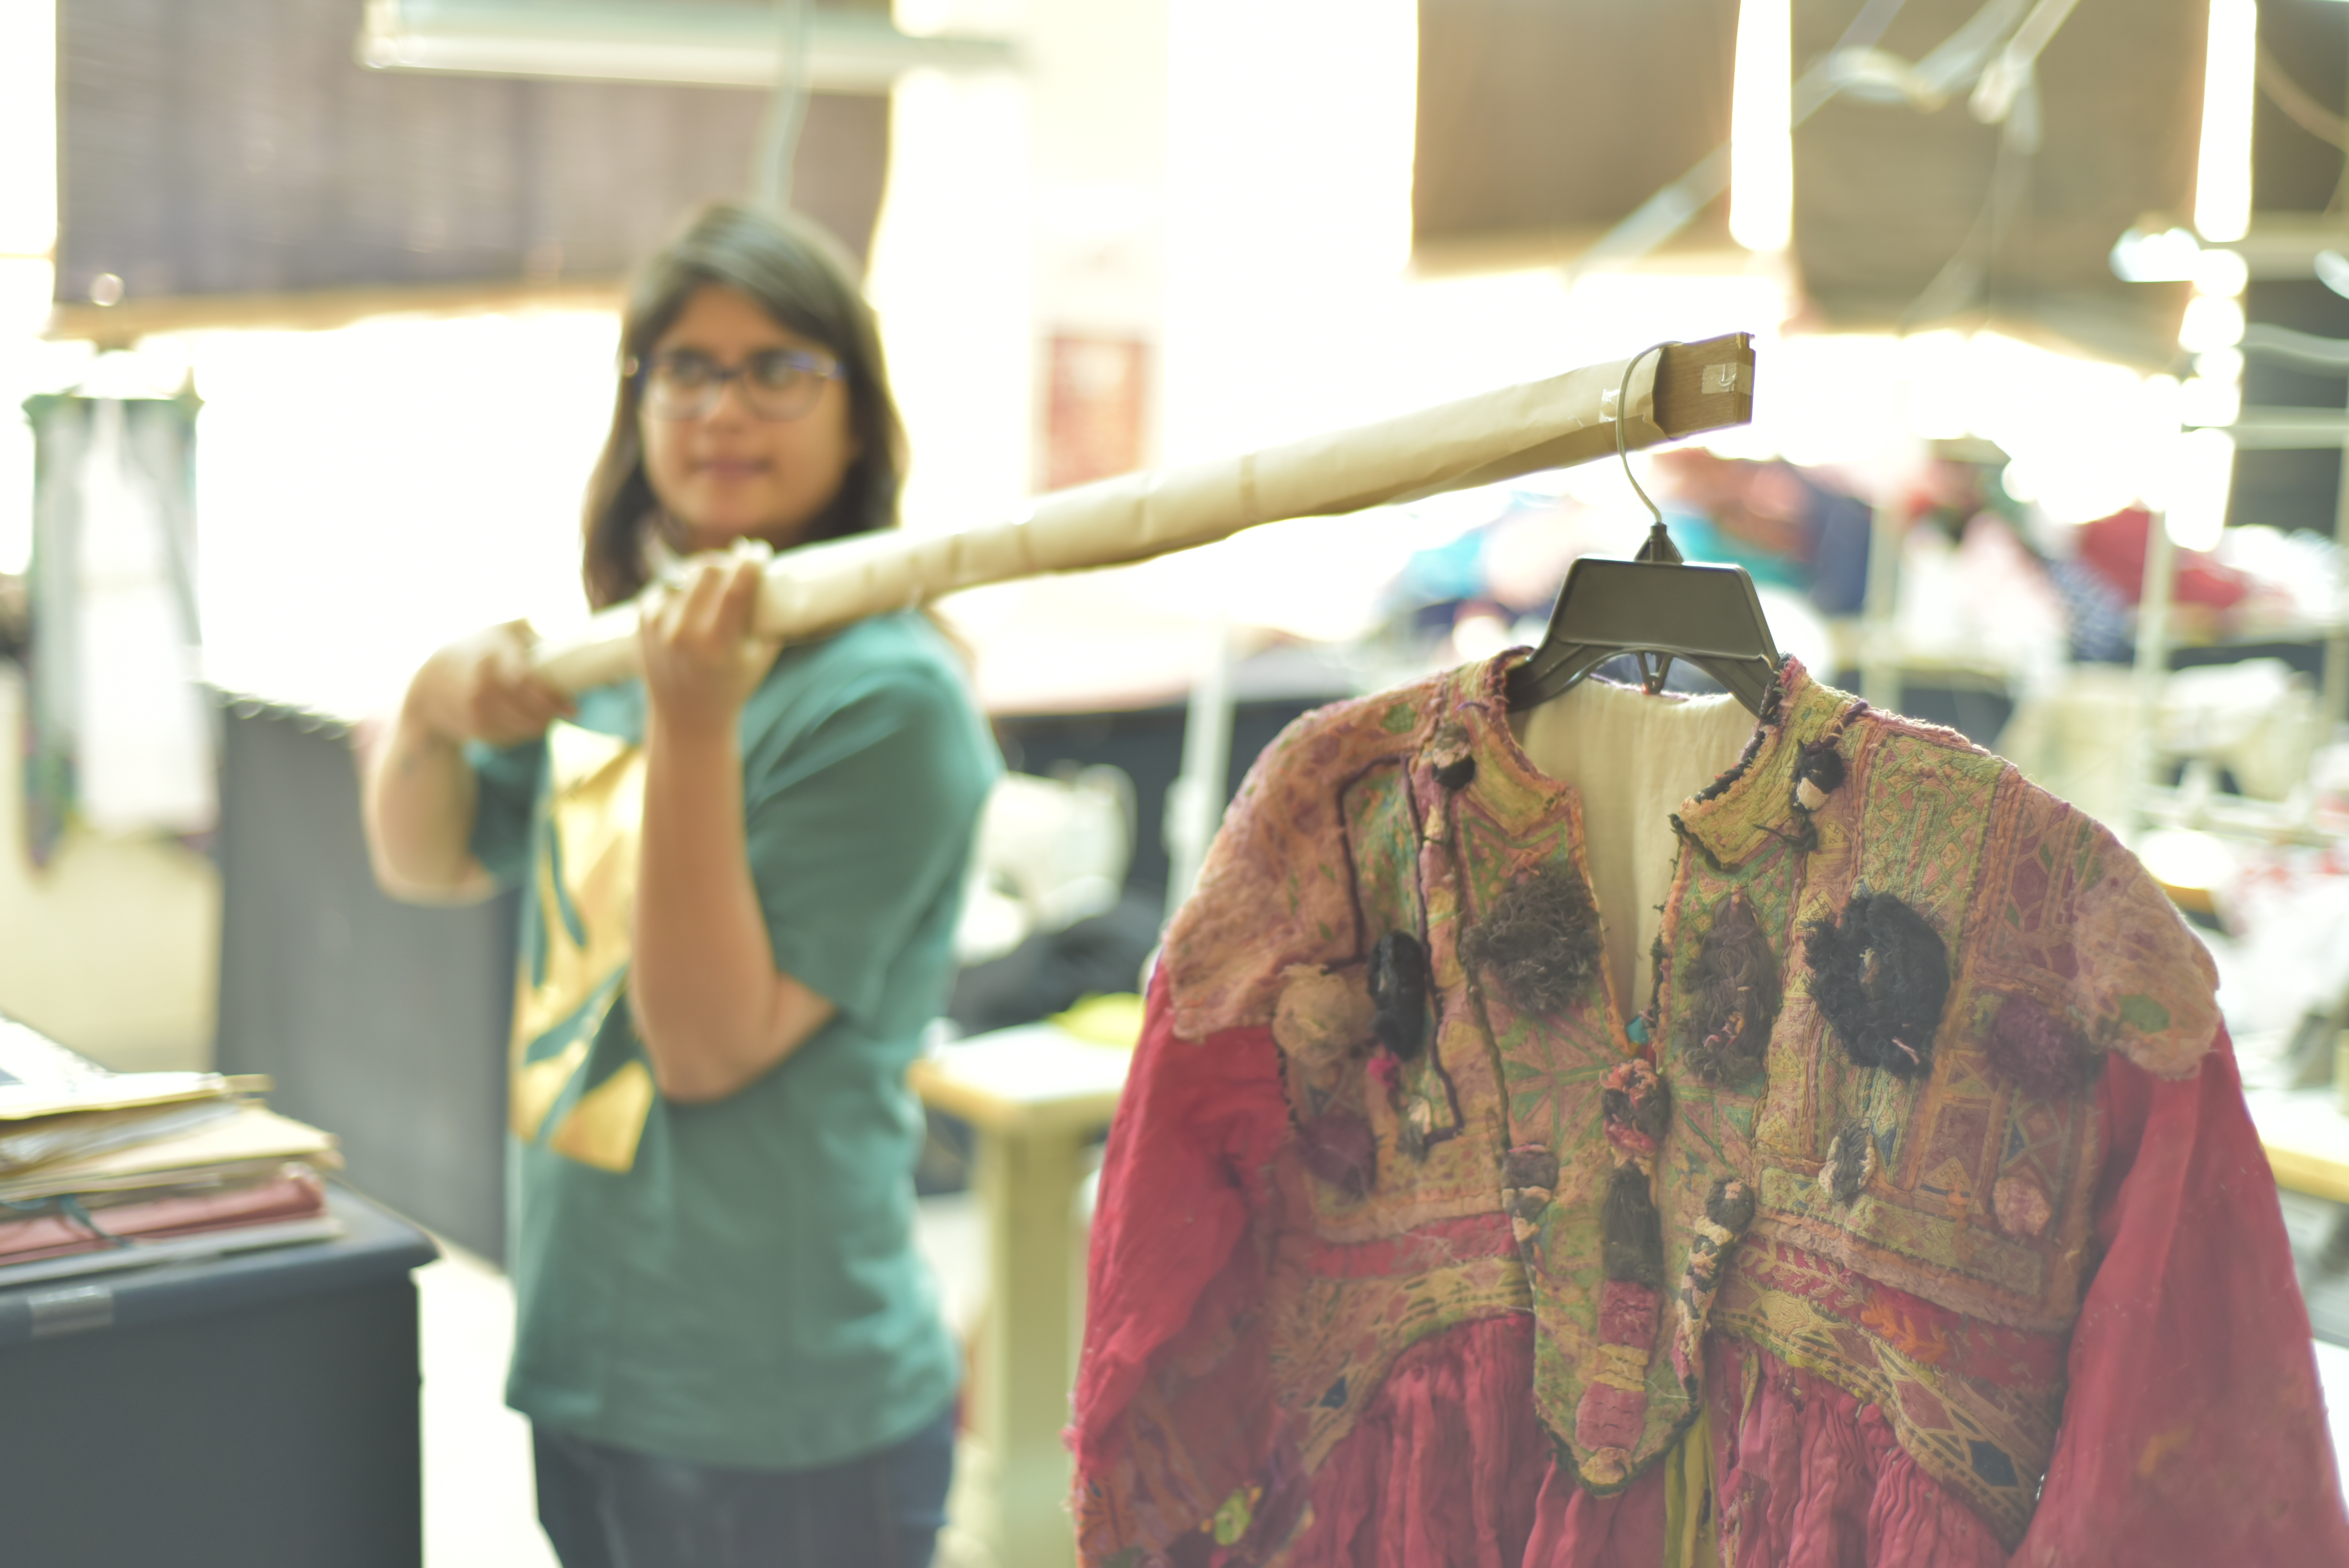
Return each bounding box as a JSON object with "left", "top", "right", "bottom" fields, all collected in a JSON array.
[{"left": 467, "top": 612, "right": 1000, "bottom": 1469}]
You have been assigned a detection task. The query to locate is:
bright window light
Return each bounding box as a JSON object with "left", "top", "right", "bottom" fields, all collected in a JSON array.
[
  {"left": 0, "top": 0, "right": 55, "bottom": 257},
  {"left": 2165, "top": 428, "right": 2236, "bottom": 551},
  {"left": 2193, "top": 346, "right": 2244, "bottom": 382},
  {"left": 2109, "top": 225, "right": 2202, "bottom": 283},
  {"left": 2195, "top": 0, "right": 2257, "bottom": 243},
  {"left": 1730, "top": 0, "right": 1794, "bottom": 253},
  {"left": 2180, "top": 374, "right": 2242, "bottom": 428},
  {"left": 2179, "top": 292, "right": 2247, "bottom": 352},
  {"left": 185, "top": 311, "right": 620, "bottom": 716},
  {"left": 2194, "top": 246, "right": 2250, "bottom": 296}
]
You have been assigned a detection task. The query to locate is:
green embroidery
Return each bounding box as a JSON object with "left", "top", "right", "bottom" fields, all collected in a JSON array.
[
  {"left": 1212, "top": 1484, "right": 1256, "bottom": 1546},
  {"left": 1380, "top": 700, "right": 1416, "bottom": 734},
  {"left": 2117, "top": 993, "right": 2171, "bottom": 1033}
]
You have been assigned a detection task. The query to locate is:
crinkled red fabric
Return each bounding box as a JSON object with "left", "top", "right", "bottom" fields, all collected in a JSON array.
[
  {"left": 1707, "top": 1338, "right": 2007, "bottom": 1568},
  {"left": 1073, "top": 979, "right": 2349, "bottom": 1566},
  {"left": 1072, "top": 967, "right": 1291, "bottom": 1489},
  {"left": 1280, "top": 1315, "right": 1551, "bottom": 1568},
  {"left": 2009, "top": 1038, "right": 2349, "bottom": 1565}
]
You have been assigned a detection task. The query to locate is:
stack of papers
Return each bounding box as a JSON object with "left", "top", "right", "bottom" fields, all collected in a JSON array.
[{"left": 0, "top": 1016, "right": 345, "bottom": 1288}]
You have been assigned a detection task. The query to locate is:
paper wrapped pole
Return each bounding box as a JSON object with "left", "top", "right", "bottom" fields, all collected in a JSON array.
[{"left": 531, "top": 332, "right": 1757, "bottom": 693}]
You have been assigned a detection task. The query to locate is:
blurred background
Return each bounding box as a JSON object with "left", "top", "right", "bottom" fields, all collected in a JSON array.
[{"left": 11, "top": 0, "right": 2349, "bottom": 1562}]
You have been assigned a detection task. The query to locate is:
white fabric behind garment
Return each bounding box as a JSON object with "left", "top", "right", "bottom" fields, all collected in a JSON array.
[
  {"left": 1510, "top": 680, "right": 1757, "bottom": 1013},
  {"left": 73, "top": 400, "right": 215, "bottom": 837}
]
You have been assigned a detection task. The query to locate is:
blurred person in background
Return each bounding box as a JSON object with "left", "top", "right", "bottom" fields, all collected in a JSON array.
[{"left": 362, "top": 201, "right": 998, "bottom": 1568}]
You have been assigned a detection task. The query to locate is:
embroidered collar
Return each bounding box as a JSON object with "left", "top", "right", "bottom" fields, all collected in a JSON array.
[{"left": 1456, "top": 653, "right": 1858, "bottom": 870}]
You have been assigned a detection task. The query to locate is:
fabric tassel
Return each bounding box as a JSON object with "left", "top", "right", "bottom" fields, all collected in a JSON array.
[
  {"left": 1601, "top": 1059, "right": 1673, "bottom": 1149},
  {"left": 1818, "top": 1121, "right": 1877, "bottom": 1206},
  {"left": 1501, "top": 1144, "right": 1560, "bottom": 1245},
  {"left": 1602, "top": 1164, "right": 1666, "bottom": 1288},
  {"left": 1578, "top": 1055, "right": 1671, "bottom": 1479},
  {"left": 1792, "top": 737, "right": 1846, "bottom": 812},
  {"left": 1672, "top": 1176, "right": 1757, "bottom": 1381}
]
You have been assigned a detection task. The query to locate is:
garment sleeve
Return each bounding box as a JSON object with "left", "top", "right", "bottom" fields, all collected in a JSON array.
[
  {"left": 741, "top": 666, "right": 989, "bottom": 1033},
  {"left": 2012, "top": 1032, "right": 2349, "bottom": 1565},
  {"left": 1070, "top": 966, "right": 1294, "bottom": 1563},
  {"left": 464, "top": 738, "right": 545, "bottom": 889}
]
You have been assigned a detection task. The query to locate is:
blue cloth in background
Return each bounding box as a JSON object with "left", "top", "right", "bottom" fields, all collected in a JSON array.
[{"left": 1807, "top": 489, "right": 1873, "bottom": 617}]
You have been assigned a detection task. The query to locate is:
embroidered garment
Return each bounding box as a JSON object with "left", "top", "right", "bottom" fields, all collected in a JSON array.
[{"left": 1071, "top": 654, "right": 2348, "bottom": 1566}]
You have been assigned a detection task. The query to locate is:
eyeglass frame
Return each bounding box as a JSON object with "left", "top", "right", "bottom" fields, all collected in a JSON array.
[{"left": 626, "top": 346, "right": 846, "bottom": 422}]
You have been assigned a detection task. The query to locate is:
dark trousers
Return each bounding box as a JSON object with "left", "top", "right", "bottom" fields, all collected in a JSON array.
[{"left": 533, "top": 1405, "right": 956, "bottom": 1568}]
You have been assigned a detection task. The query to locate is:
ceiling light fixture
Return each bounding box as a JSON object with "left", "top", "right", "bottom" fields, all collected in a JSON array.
[
  {"left": 356, "top": 0, "right": 1017, "bottom": 91},
  {"left": 2194, "top": 0, "right": 2258, "bottom": 243},
  {"left": 1730, "top": 0, "right": 1794, "bottom": 253}
]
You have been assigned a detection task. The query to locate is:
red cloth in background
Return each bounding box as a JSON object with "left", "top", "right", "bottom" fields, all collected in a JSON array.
[
  {"left": 1072, "top": 976, "right": 2349, "bottom": 1565},
  {"left": 2075, "top": 509, "right": 2250, "bottom": 609}
]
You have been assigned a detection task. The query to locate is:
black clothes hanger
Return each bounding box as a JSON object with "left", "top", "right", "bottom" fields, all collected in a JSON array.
[{"left": 1504, "top": 342, "right": 1782, "bottom": 715}]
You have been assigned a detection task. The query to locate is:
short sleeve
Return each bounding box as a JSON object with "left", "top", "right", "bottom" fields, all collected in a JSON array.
[
  {"left": 465, "top": 738, "right": 546, "bottom": 889},
  {"left": 743, "top": 664, "right": 994, "bottom": 1033}
]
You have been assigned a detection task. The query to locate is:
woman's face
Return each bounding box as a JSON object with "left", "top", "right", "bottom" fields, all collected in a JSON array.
[{"left": 637, "top": 283, "right": 861, "bottom": 552}]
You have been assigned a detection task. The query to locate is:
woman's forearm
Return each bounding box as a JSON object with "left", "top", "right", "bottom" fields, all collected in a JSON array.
[
  {"left": 362, "top": 707, "right": 495, "bottom": 903},
  {"left": 631, "top": 718, "right": 834, "bottom": 1103}
]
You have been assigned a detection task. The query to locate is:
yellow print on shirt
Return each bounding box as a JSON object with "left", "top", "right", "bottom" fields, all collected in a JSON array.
[{"left": 508, "top": 719, "right": 654, "bottom": 1173}]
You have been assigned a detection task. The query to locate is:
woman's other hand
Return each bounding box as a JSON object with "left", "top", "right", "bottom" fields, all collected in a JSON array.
[
  {"left": 409, "top": 620, "right": 575, "bottom": 748},
  {"left": 365, "top": 619, "right": 567, "bottom": 903},
  {"left": 640, "top": 547, "right": 782, "bottom": 741}
]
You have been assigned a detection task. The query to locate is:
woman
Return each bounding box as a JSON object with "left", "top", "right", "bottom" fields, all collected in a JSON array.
[{"left": 364, "top": 202, "right": 999, "bottom": 1567}]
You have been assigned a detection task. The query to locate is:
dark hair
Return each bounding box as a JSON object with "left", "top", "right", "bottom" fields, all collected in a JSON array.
[{"left": 580, "top": 202, "right": 907, "bottom": 609}]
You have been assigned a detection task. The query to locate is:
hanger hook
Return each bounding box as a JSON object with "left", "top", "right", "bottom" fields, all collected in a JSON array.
[{"left": 1615, "top": 342, "right": 1680, "bottom": 564}]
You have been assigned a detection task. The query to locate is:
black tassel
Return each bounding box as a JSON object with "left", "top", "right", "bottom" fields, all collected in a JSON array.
[
  {"left": 1504, "top": 1147, "right": 1560, "bottom": 1192},
  {"left": 1368, "top": 932, "right": 1430, "bottom": 1059},
  {"left": 1600, "top": 1164, "right": 1665, "bottom": 1288}
]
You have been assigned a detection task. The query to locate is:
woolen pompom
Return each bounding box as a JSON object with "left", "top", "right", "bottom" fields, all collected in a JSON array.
[
  {"left": 1678, "top": 891, "right": 1779, "bottom": 1086},
  {"left": 1805, "top": 890, "right": 1949, "bottom": 1080},
  {"left": 1463, "top": 863, "right": 1604, "bottom": 1019}
]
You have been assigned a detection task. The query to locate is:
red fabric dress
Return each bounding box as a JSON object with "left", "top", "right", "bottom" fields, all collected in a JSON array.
[{"left": 1078, "top": 987, "right": 2345, "bottom": 1566}]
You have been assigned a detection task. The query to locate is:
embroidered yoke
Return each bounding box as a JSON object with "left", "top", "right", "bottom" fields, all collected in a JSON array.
[{"left": 1071, "top": 655, "right": 2349, "bottom": 1566}]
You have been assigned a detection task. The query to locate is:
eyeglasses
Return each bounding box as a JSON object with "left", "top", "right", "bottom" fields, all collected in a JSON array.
[{"left": 630, "top": 347, "right": 843, "bottom": 422}]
